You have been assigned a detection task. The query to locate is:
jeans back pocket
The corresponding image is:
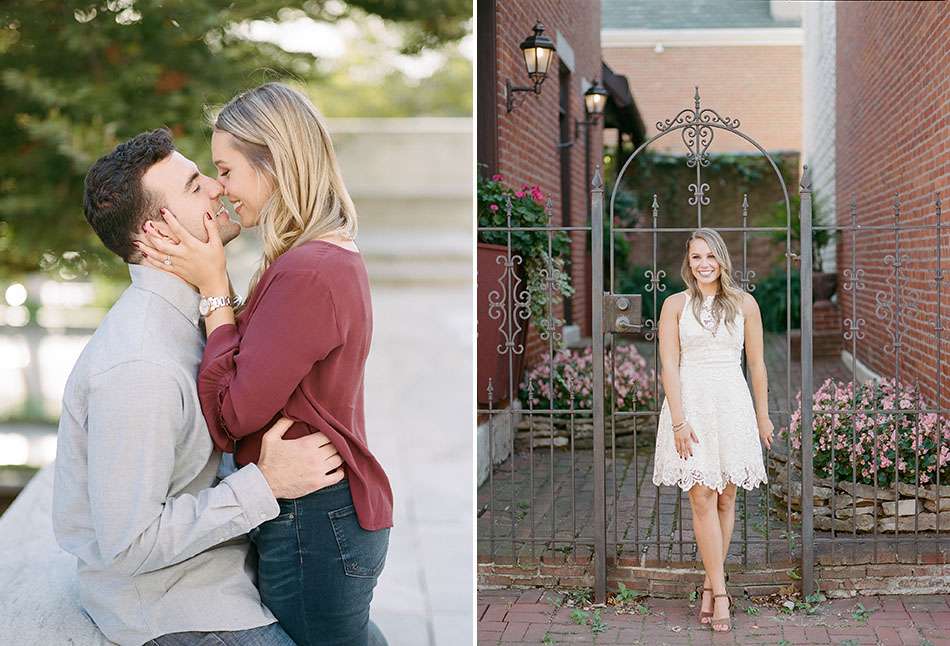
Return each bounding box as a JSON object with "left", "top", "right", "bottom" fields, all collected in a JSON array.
[{"left": 328, "top": 504, "right": 390, "bottom": 579}]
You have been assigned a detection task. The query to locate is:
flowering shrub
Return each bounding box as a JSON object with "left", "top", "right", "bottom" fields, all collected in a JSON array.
[
  {"left": 477, "top": 173, "right": 574, "bottom": 334},
  {"left": 519, "top": 344, "right": 656, "bottom": 412},
  {"left": 782, "top": 378, "right": 950, "bottom": 488}
]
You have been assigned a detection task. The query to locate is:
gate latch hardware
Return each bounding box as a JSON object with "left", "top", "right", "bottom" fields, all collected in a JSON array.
[{"left": 604, "top": 293, "right": 642, "bottom": 335}]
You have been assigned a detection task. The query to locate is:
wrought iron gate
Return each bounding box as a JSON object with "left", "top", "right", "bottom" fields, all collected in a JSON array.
[
  {"left": 478, "top": 88, "right": 947, "bottom": 603},
  {"left": 593, "top": 88, "right": 801, "bottom": 601}
]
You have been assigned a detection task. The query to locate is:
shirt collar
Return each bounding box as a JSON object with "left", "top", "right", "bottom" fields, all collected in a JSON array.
[{"left": 128, "top": 264, "right": 201, "bottom": 329}]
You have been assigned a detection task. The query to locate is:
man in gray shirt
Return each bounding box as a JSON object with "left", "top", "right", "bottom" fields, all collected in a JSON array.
[{"left": 53, "top": 128, "right": 341, "bottom": 645}]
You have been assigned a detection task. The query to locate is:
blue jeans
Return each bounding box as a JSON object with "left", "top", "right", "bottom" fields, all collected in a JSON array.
[
  {"left": 148, "top": 622, "right": 296, "bottom": 645},
  {"left": 250, "top": 479, "right": 390, "bottom": 646}
]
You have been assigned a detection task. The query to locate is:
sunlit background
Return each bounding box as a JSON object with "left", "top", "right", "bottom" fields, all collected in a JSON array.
[{"left": 0, "top": 2, "right": 473, "bottom": 644}]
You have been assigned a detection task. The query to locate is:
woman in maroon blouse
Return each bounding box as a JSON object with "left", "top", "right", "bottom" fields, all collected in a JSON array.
[{"left": 138, "top": 83, "right": 392, "bottom": 646}]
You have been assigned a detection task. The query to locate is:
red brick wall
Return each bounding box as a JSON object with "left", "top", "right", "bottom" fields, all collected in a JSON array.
[
  {"left": 835, "top": 1, "right": 950, "bottom": 409},
  {"left": 493, "top": 0, "right": 604, "bottom": 356},
  {"left": 602, "top": 45, "right": 801, "bottom": 154}
]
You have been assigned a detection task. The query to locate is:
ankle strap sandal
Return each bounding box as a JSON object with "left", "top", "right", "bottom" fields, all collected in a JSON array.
[
  {"left": 695, "top": 585, "right": 713, "bottom": 623},
  {"left": 710, "top": 593, "right": 732, "bottom": 632}
]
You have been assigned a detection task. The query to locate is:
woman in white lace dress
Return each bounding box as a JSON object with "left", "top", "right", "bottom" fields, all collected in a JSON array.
[{"left": 652, "top": 228, "right": 774, "bottom": 632}]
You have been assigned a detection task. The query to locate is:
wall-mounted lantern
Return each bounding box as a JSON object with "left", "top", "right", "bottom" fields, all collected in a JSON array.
[
  {"left": 583, "top": 80, "right": 609, "bottom": 120},
  {"left": 557, "top": 79, "right": 609, "bottom": 148},
  {"left": 506, "top": 21, "right": 556, "bottom": 113}
]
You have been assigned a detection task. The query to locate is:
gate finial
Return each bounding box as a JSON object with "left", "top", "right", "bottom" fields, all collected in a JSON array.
[
  {"left": 592, "top": 164, "right": 603, "bottom": 190},
  {"left": 800, "top": 164, "right": 812, "bottom": 192},
  {"left": 694, "top": 86, "right": 701, "bottom": 111}
]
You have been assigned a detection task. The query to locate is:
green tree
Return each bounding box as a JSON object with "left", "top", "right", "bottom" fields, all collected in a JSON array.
[
  {"left": 314, "top": 48, "right": 472, "bottom": 118},
  {"left": 0, "top": 0, "right": 471, "bottom": 279}
]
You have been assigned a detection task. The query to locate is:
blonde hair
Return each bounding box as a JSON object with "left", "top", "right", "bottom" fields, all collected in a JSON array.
[
  {"left": 680, "top": 228, "right": 746, "bottom": 332},
  {"left": 213, "top": 82, "right": 357, "bottom": 298}
]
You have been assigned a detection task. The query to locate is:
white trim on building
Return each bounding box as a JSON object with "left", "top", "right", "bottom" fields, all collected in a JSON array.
[
  {"left": 602, "top": 27, "right": 803, "bottom": 48},
  {"left": 802, "top": 1, "right": 837, "bottom": 273},
  {"left": 556, "top": 31, "right": 576, "bottom": 73}
]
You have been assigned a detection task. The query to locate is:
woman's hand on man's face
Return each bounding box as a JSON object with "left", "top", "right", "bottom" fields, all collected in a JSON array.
[{"left": 135, "top": 207, "right": 229, "bottom": 295}]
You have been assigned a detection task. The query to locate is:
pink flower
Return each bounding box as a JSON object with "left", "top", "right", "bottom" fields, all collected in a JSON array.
[
  {"left": 515, "top": 191, "right": 525, "bottom": 198},
  {"left": 489, "top": 204, "right": 499, "bottom": 212},
  {"left": 492, "top": 174, "right": 504, "bottom": 181}
]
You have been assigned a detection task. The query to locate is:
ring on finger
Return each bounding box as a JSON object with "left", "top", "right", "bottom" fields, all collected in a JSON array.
[{"left": 163, "top": 256, "right": 172, "bottom": 266}]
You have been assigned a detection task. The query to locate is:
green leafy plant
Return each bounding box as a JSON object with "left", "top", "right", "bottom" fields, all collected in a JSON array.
[
  {"left": 590, "top": 609, "right": 607, "bottom": 634},
  {"left": 751, "top": 268, "right": 800, "bottom": 332},
  {"left": 755, "top": 191, "right": 832, "bottom": 272},
  {"left": 803, "top": 591, "right": 826, "bottom": 615},
  {"left": 569, "top": 608, "right": 589, "bottom": 625},
  {"left": 566, "top": 588, "right": 593, "bottom": 606},
  {"left": 779, "top": 590, "right": 826, "bottom": 615},
  {"left": 614, "top": 582, "right": 642, "bottom": 604},
  {"left": 477, "top": 173, "right": 574, "bottom": 336}
]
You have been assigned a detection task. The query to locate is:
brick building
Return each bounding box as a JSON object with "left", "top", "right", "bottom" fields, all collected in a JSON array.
[
  {"left": 477, "top": 0, "right": 640, "bottom": 369},
  {"left": 827, "top": 2, "right": 949, "bottom": 409},
  {"left": 595, "top": 1, "right": 803, "bottom": 324},
  {"left": 601, "top": 0, "right": 802, "bottom": 155}
]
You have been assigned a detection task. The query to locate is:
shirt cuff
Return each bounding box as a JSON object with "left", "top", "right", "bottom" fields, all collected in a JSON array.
[{"left": 223, "top": 463, "right": 279, "bottom": 528}]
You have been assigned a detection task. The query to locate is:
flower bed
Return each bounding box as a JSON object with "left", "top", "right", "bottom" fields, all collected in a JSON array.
[
  {"left": 517, "top": 343, "right": 657, "bottom": 449},
  {"left": 772, "top": 378, "right": 950, "bottom": 533}
]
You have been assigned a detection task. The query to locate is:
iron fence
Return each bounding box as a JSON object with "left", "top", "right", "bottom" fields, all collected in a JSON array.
[{"left": 477, "top": 88, "right": 948, "bottom": 601}]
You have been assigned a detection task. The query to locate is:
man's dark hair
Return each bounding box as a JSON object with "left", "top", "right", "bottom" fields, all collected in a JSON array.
[{"left": 83, "top": 128, "right": 175, "bottom": 262}]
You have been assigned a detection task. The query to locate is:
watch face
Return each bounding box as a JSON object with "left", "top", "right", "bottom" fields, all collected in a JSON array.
[{"left": 199, "top": 299, "right": 210, "bottom": 316}]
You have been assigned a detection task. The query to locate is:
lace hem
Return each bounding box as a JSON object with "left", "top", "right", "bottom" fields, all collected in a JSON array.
[{"left": 652, "top": 465, "right": 768, "bottom": 494}]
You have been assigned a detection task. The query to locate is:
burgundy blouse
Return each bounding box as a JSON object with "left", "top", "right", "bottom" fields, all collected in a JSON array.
[{"left": 198, "top": 240, "right": 393, "bottom": 531}]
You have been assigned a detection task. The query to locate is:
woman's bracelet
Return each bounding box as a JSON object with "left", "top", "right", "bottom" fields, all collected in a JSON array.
[{"left": 672, "top": 419, "right": 688, "bottom": 432}]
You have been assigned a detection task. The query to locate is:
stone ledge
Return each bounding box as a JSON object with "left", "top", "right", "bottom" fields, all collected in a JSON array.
[{"left": 0, "top": 465, "right": 113, "bottom": 644}]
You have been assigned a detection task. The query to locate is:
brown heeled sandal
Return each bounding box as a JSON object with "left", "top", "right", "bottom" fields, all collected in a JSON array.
[
  {"left": 696, "top": 585, "right": 713, "bottom": 623},
  {"left": 709, "top": 593, "right": 732, "bottom": 632}
]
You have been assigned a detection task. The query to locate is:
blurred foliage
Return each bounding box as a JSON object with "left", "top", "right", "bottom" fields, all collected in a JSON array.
[
  {"left": 343, "top": 0, "right": 471, "bottom": 53},
  {"left": 754, "top": 190, "right": 832, "bottom": 272},
  {"left": 313, "top": 38, "right": 471, "bottom": 117},
  {"left": 0, "top": 0, "right": 472, "bottom": 280},
  {"left": 753, "top": 268, "right": 800, "bottom": 332}
]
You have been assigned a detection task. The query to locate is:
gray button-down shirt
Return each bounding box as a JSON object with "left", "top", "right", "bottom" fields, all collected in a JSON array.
[{"left": 52, "top": 265, "right": 280, "bottom": 646}]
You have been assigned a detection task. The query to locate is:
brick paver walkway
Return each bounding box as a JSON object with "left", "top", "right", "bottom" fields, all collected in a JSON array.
[{"left": 478, "top": 588, "right": 950, "bottom": 645}]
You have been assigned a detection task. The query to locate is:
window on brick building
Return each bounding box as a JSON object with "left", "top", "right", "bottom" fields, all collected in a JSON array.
[
  {"left": 475, "top": 0, "right": 496, "bottom": 176},
  {"left": 558, "top": 61, "right": 574, "bottom": 325}
]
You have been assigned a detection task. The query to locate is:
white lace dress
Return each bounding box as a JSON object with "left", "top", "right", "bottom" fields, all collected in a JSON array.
[{"left": 652, "top": 292, "right": 768, "bottom": 493}]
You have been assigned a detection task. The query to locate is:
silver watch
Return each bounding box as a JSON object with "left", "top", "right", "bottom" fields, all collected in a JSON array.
[{"left": 199, "top": 295, "right": 232, "bottom": 317}]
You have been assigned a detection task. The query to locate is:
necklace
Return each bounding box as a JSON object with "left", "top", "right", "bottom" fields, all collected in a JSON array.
[{"left": 699, "top": 295, "right": 720, "bottom": 336}]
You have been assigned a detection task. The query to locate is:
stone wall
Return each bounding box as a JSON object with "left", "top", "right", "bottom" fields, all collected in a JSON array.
[{"left": 769, "top": 452, "right": 950, "bottom": 534}]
